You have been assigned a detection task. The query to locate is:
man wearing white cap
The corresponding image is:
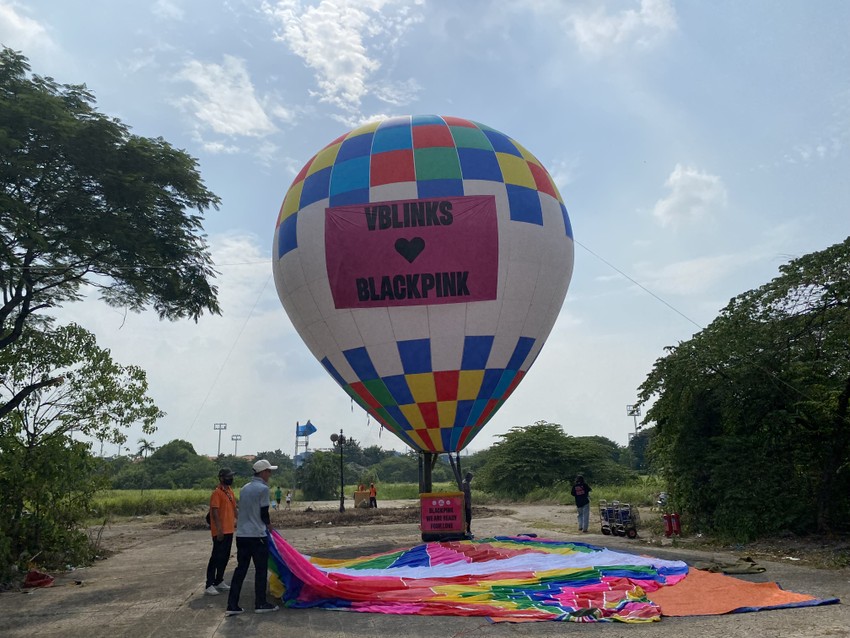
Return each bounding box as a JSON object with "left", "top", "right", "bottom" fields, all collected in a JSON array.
[{"left": 225, "top": 459, "right": 280, "bottom": 616}]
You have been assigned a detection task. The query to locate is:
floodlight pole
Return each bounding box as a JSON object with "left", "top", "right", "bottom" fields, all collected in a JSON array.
[
  {"left": 231, "top": 433, "right": 242, "bottom": 456},
  {"left": 214, "top": 422, "right": 227, "bottom": 457},
  {"left": 626, "top": 404, "right": 641, "bottom": 437}
]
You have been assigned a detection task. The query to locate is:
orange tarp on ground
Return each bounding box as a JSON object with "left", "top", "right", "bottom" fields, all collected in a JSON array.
[{"left": 648, "top": 568, "right": 821, "bottom": 616}]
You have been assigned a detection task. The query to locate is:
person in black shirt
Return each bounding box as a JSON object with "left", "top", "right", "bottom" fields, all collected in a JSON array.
[
  {"left": 461, "top": 472, "right": 473, "bottom": 536},
  {"left": 570, "top": 475, "right": 592, "bottom": 533}
]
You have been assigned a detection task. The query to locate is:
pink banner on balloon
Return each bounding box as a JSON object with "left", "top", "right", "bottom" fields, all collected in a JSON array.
[{"left": 325, "top": 195, "right": 498, "bottom": 309}]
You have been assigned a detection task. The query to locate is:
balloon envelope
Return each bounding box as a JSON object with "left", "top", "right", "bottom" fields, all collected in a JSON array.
[{"left": 273, "top": 116, "right": 573, "bottom": 453}]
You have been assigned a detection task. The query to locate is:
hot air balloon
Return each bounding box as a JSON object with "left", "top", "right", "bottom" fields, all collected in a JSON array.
[{"left": 273, "top": 115, "right": 573, "bottom": 482}]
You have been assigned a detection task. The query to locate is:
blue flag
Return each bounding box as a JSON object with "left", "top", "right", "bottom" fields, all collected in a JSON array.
[{"left": 296, "top": 421, "right": 317, "bottom": 437}]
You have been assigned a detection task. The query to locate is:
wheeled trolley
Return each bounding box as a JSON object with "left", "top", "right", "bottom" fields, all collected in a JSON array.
[
  {"left": 614, "top": 503, "right": 640, "bottom": 538},
  {"left": 599, "top": 499, "right": 616, "bottom": 535},
  {"left": 599, "top": 500, "right": 640, "bottom": 538}
]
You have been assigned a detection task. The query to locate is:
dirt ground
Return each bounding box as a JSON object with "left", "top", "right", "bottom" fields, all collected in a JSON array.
[
  {"left": 1, "top": 500, "right": 848, "bottom": 638},
  {"left": 157, "top": 501, "right": 850, "bottom": 570}
]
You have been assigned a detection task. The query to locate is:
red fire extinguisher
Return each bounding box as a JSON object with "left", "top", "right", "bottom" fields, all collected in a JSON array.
[
  {"left": 671, "top": 512, "right": 681, "bottom": 536},
  {"left": 662, "top": 513, "right": 673, "bottom": 537}
]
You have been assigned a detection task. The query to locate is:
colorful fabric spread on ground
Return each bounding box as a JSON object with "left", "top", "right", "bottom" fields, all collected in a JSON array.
[{"left": 267, "top": 532, "right": 690, "bottom": 622}]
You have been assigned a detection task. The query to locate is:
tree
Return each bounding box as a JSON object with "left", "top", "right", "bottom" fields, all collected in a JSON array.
[
  {"left": 298, "top": 451, "right": 338, "bottom": 500},
  {"left": 0, "top": 48, "right": 221, "bottom": 419},
  {"left": 372, "top": 454, "right": 419, "bottom": 483},
  {"left": 0, "top": 323, "right": 162, "bottom": 578},
  {"left": 638, "top": 237, "right": 850, "bottom": 538},
  {"left": 145, "top": 440, "right": 216, "bottom": 489},
  {"left": 361, "top": 444, "right": 393, "bottom": 466},
  {"left": 627, "top": 427, "right": 655, "bottom": 472},
  {"left": 477, "top": 422, "right": 636, "bottom": 498},
  {"left": 477, "top": 421, "right": 576, "bottom": 498},
  {"left": 0, "top": 323, "right": 162, "bottom": 445},
  {"left": 215, "top": 454, "right": 254, "bottom": 480},
  {"left": 137, "top": 438, "right": 156, "bottom": 459}
]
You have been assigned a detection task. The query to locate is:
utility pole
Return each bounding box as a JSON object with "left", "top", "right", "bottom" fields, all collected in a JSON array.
[
  {"left": 231, "top": 433, "right": 242, "bottom": 457},
  {"left": 214, "top": 422, "right": 227, "bottom": 457}
]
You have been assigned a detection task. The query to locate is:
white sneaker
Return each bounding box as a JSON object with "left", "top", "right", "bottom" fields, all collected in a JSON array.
[
  {"left": 255, "top": 603, "right": 279, "bottom": 614},
  {"left": 204, "top": 585, "right": 220, "bottom": 596},
  {"left": 215, "top": 582, "right": 231, "bottom": 591}
]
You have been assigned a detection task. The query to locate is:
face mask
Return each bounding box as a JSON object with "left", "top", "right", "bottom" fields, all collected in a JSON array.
[{"left": 223, "top": 477, "right": 234, "bottom": 486}]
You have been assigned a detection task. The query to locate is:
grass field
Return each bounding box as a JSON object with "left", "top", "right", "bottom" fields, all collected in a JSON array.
[{"left": 92, "top": 478, "right": 663, "bottom": 519}]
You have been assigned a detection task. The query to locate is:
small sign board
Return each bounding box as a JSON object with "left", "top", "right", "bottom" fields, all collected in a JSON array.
[{"left": 420, "top": 492, "right": 465, "bottom": 538}]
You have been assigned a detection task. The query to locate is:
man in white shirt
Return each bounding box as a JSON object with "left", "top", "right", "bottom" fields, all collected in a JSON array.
[{"left": 225, "top": 459, "right": 280, "bottom": 616}]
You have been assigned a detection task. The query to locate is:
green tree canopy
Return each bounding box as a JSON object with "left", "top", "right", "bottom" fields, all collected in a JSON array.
[
  {"left": 0, "top": 323, "right": 163, "bottom": 578},
  {"left": 361, "top": 444, "right": 394, "bottom": 466},
  {"left": 0, "top": 323, "right": 162, "bottom": 447},
  {"left": 476, "top": 422, "right": 635, "bottom": 498},
  {"left": 108, "top": 440, "right": 223, "bottom": 490},
  {"left": 298, "top": 451, "right": 338, "bottom": 501},
  {"left": 370, "top": 454, "right": 420, "bottom": 483},
  {"left": 639, "top": 237, "right": 850, "bottom": 538},
  {"left": 626, "top": 427, "right": 655, "bottom": 472},
  {"left": 0, "top": 47, "right": 221, "bottom": 419}
]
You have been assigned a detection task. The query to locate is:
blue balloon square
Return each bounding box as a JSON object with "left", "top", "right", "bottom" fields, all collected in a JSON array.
[
  {"left": 278, "top": 213, "right": 298, "bottom": 258},
  {"left": 507, "top": 184, "right": 543, "bottom": 226}
]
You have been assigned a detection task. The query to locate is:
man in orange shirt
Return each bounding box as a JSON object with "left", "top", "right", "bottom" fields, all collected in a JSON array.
[
  {"left": 369, "top": 483, "right": 377, "bottom": 508},
  {"left": 205, "top": 468, "right": 238, "bottom": 595}
]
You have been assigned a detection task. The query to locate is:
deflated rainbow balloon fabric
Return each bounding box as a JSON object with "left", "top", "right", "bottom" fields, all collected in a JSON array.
[
  {"left": 267, "top": 532, "right": 686, "bottom": 623},
  {"left": 273, "top": 116, "right": 574, "bottom": 453}
]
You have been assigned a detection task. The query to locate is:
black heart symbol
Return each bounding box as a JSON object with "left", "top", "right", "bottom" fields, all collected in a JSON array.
[{"left": 395, "top": 237, "right": 425, "bottom": 263}]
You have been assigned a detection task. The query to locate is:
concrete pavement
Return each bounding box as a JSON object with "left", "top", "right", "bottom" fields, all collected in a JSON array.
[{"left": 1, "top": 503, "right": 847, "bottom": 637}]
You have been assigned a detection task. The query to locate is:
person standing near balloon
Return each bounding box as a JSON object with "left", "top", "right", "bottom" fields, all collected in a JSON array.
[
  {"left": 204, "top": 468, "right": 237, "bottom": 596},
  {"left": 225, "top": 460, "right": 280, "bottom": 616},
  {"left": 571, "top": 475, "right": 592, "bottom": 533},
  {"left": 369, "top": 483, "right": 378, "bottom": 508},
  {"left": 461, "top": 472, "right": 474, "bottom": 537}
]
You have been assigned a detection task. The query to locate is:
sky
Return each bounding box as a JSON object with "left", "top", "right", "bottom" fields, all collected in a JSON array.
[{"left": 2, "top": 0, "right": 849, "bottom": 459}]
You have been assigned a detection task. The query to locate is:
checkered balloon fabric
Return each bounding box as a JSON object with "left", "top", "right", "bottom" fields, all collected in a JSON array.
[{"left": 273, "top": 116, "right": 574, "bottom": 452}]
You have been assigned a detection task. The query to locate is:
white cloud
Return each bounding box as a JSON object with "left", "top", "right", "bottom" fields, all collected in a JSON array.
[
  {"left": 152, "top": 0, "right": 184, "bottom": 21},
  {"left": 786, "top": 138, "right": 843, "bottom": 165},
  {"left": 548, "top": 155, "right": 581, "bottom": 192},
  {"left": 372, "top": 77, "right": 422, "bottom": 107},
  {"left": 330, "top": 110, "right": 393, "bottom": 129},
  {"left": 652, "top": 164, "right": 727, "bottom": 228},
  {"left": 263, "top": 0, "right": 424, "bottom": 114},
  {"left": 569, "top": 0, "right": 677, "bottom": 56},
  {"left": 634, "top": 253, "right": 747, "bottom": 296},
  {"left": 176, "top": 55, "right": 292, "bottom": 140},
  {"left": 0, "top": 2, "right": 56, "bottom": 54},
  {"left": 200, "top": 139, "right": 240, "bottom": 154}
]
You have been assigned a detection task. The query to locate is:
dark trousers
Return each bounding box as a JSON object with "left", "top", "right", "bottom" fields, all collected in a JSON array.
[
  {"left": 369, "top": 497, "right": 377, "bottom": 508},
  {"left": 465, "top": 508, "right": 472, "bottom": 533},
  {"left": 205, "top": 533, "right": 233, "bottom": 587},
  {"left": 226, "top": 536, "right": 270, "bottom": 610}
]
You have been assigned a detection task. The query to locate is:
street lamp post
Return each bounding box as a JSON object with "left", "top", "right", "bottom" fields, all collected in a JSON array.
[
  {"left": 626, "top": 404, "right": 641, "bottom": 438},
  {"left": 214, "top": 422, "right": 227, "bottom": 457},
  {"left": 330, "top": 430, "right": 346, "bottom": 513},
  {"left": 231, "top": 433, "right": 242, "bottom": 456}
]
